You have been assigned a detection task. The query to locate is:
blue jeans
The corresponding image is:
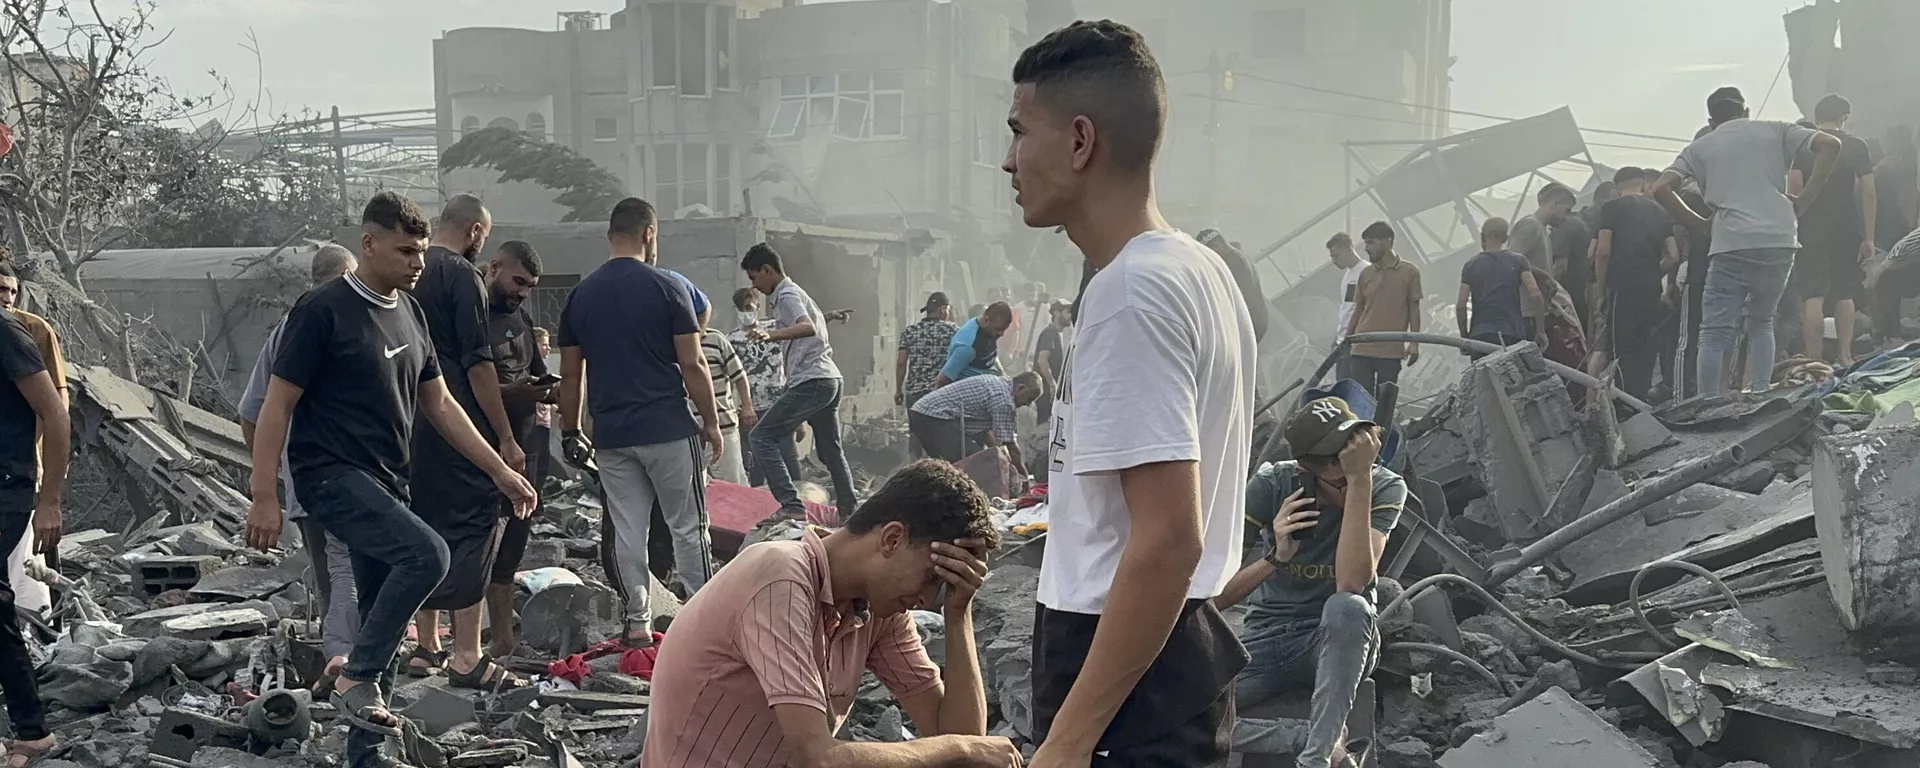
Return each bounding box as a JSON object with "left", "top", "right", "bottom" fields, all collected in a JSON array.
[
  {"left": 297, "top": 470, "right": 451, "bottom": 766},
  {"left": 750, "top": 377, "right": 858, "bottom": 515},
  {"left": 1233, "top": 593, "right": 1380, "bottom": 767},
  {"left": 744, "top": 405, "right": 802, "bottom": 488},
  {"left": 1697, "top": 248, "right": 1795, "bottom": 396}
]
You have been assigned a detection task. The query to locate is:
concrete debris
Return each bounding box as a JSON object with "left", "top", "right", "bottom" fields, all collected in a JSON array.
[
  {"left": 1673, "top": 609, "right": 1795, "bottom": 669},
  {"left": 1439, "top": 687, "right": 1662, "bottom": 767},
  {"left": 1813, "top": 422, "right": 1920, "bottom": 632}
]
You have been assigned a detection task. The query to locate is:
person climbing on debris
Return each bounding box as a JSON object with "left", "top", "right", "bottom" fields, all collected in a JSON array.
[
  {"left": 1215, "top": 397, "right": 1403, "bottom": 768},
  {"left": 238, "top": 243, "right": 360, "bottom": 689},
  {"left": 742, "top": 242, "right": 860, "bottom": 520},
  {"left": 1456, "top": 217, "right": 1543, "bottom": 351},
  {"left": 907, "top": 372, "right": 1044, "bottom": 467},
  {"left": 0, "top": 261, "right": 67, "bottom": 767},
  {"left": 730, "top": 287, "right": 804, "bottom": 487},
  {"left": 243, "top": 193, "right": 535, "bottom": 768},
  {"left": 1005, "top": 19, "right": 1256, "bottom": 767},
  {"left": 642, "top": 460, "right": 1020, "bottom": 768}
]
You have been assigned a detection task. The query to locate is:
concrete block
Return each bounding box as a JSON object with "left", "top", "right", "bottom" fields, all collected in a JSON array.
[
  {"left": 1439, "top": 687, "right": 1660, "bottom": 768},
  {"left": 124, "top": 600, "right": 278, "bottom": 638},
  {"left": 451, "top": 746, "right": 529, "bottom": 767},
  {"left": 1813, "top": 423, "right": 1920, "bottom": 631},
  {"left": 400, "top": 684, "right": 476, "bottom": 737},
  {"left": 57, "top": 529, "right": 122, "bottom": 560},
  {"left": 1439, "top": 345, "right": 1593, "bottom": 543},
  {"left": 537, "top": 690, "right": 649, "bottom": 712},
  {"left": 161, "top": 607, "right": 271, "bottom": 640},
  {"left": 132, "top": 555, "right": 223, "bottom": 597}
]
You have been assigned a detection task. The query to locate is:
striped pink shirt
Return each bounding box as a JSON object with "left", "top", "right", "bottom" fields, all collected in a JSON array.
[{"left": 641, "top": 528, "right": 941, "bottom": 767}]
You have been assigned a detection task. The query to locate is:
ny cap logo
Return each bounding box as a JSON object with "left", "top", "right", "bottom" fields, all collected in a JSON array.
[{"left": 1311, "top": 400, "right": 1341, "bottom": 423}]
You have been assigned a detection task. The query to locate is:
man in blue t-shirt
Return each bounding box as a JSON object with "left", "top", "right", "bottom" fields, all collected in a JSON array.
[
  {"left": 934, "top": 301, "right": 1014, "bottom": 388},
  {"left": 557, "top": 197, "right": 724, "bottom": 645},
  {"left": 1213, "top": 398, "right": 1405, "bottom": 767}
]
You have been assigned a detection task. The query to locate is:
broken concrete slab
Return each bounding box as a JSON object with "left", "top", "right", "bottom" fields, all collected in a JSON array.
[
  {"left": 161, "top": 607, "right": 271, "bottom": 640},
  {"left": 1439, "top": 687, "right": 1661, "bottom": 768},
  {"left": 57, "top": 529, "right": 122, "bottom": 560},
  {"left": 1559, "top": 479, "right": 1814, "bottom": 606},
  {"left": 400, "top": 684, "right": 477, "bottom": 737},
  {"left": 1673, "top": 609, "right": 1794, "bottom": 669},
  {"left": 187, "top": 565, "right": 299, "bottom": 602},
  {"left": 1814, "top": 423, "right": 1920, "bottom": 632},
  {"left": 1701, "top": 663, "right": 1920, "bottom": 749},
  {"left": 537, "top": 690, "right": 649, "bottom": 712},
  {"left": 1609, "top": 644, "right": 1739, "bottom": 747},
  {"left": 123, "top": 602, "right": 273, "bottom": 637},
  {"left": 1616, "top": 411, "right": 1676, "bottom": 465}
]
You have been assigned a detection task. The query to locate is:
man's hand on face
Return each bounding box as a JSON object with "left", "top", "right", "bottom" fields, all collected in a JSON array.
[
  {"left": 932, "top": 538, "right": 991, "bottom": 614},
  {"left": 1339, "top": 427, "right": 1382, "bottom": 479}
]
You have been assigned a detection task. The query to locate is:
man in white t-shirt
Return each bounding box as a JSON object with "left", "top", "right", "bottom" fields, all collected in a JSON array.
[
  {"left": 1328, "top": 232, "right": 1366, "bottom": 382},
  {"left": 1005, "top": 19, "right": 1256, "bottom": 768}
]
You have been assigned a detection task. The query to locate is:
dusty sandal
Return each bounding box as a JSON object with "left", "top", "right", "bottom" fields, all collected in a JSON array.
[
  {"left": 402, "top": 647, "right": 446, "bottom": 678},
  {"left": 447, "top": 655, "right": 527, "bottom": 692},
  {"left": 331, "top": 683, "right": 404, "bottom": 737},
  {"left": 6, "top": 737, "right": 53, "bottom": 768}
]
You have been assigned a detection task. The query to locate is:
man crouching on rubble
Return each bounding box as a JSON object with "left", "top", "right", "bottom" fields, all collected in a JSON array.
[
  {"left": 642, "top": 459, "right": 1023, "bottom": 768},
  {"left": 1214, "top": 397, "right": 1405, "bottom": 768}
]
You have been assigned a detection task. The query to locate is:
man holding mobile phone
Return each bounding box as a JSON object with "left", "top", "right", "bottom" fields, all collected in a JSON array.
[
  {"left": 482, "top": 240, "right": 548, "bottom": 660},
  {"left": 1212, "top": 397, "right": 1406, "bottom": 767}
]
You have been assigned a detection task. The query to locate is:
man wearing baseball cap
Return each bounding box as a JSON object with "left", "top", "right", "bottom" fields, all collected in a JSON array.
[
  {"left": 897, "top": 292, "right": 959, "bottom": 460},
  {"left": 1213, "top": 397, "right": 1407, "bottom": 767}
]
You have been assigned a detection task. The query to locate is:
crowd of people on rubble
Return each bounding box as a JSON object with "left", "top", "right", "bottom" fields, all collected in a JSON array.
[
  {"left": 1336, "top": 89, "right": 1920, "bottom": 408},
  {"left": 1, "top": 15, "right": 1913, "bottom": 768}
]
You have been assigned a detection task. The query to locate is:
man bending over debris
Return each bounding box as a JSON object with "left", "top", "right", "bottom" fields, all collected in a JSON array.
[
  {"left": 1005, "top": 20, "right": 1256, "bottom": 767},
  {"left": 642, "top": 460, "right": 1020, "bottom": 768},
  {"left": 1215, "top": 397, "right": 1403, "bottom": 768},
  {"left": 245, "top": 193, "right": 536, "bottom": 768},
  {"left": 0, "top": 265, "right": 67, "bottom": 765},
  {"left": 908, "top": 372, "right": 1043, "bottom": 466},
  {"left": 239, "top": 243, "right": 359, "bottom": 685}
]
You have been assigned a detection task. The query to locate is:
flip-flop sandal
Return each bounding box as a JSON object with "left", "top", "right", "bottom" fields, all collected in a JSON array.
[
  {"left": 402, "top": 647, "right": 447, "bottom": 678},
  {"left": 331, "top": 683, "right": 404, "bottom": 738},
  {"left": 6, "top": 737, "right": 53, "bottom": 768},
  {"left": 446, "top": 654, "right": 528, "bottom": 692}
]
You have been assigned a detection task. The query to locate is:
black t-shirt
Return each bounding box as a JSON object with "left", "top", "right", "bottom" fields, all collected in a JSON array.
[
  {"left": 413, "top": 246, "right": 496, "bottom": 443},
  {"left": 489, "top": 305, "right": 547, "bottom": 443},
  {"left": 557, "top": 258, "right": 699, "bottom": 450},
  {"left": 1600, "top": 195, "right": 1675, "bottom": 293},
  {"left": 1035, "top": 324, "right": 1064, "bottom": 370},
  {"left": 1460, "top": 250, "right": 1531, "bottom": 340},
  {"left": 1794, "top": 130, "right": 1875, "bottom": 248},
  {"left": 1679, "top": 190, "right": 1715, "bottom": 278},
  {"left": 274, "top": 274, "right": 441, "bottom": 500},
  {"left": 1552, "top": 216, "right": 1593, "bottom": 296},
  {"left": 0, "top": 312, "right": 47, "bottom": 481}
]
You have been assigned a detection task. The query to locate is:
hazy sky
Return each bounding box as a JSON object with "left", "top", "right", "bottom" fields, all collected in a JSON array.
[{"left": 140, "top": 0, "right": 1803, "bottom": 169}]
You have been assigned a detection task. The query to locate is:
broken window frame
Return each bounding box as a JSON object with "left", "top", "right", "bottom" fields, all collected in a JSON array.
[
  {"left": 770, "top": 71, "right": 906, "bottom": 141},
  {"left": 649, "top": 3, "right": 730, "bottom": 97},
  {"left": 593, "top": 117, "right": 618, "bottom": 142}
]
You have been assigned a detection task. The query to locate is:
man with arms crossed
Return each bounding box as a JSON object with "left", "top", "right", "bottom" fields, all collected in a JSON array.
[
  {"left": 642, "top": 460, "right": 1019, "bottom": 768},
  {"left": 1004, "top": 20, "right": 1256, "bottom": 766},
  {"left": 559, "top": 197, "right": 723, "bottom": 646},
  {"left": 239, "top": 244, "right": 359, "bottom": 684},
  {"left": 243, "top": 193, "right": 535, "bottom": 768}
]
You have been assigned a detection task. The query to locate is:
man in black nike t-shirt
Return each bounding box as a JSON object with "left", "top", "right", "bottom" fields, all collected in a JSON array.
[{"left": 244, "top": 192, "right": 536, "bottom": 768}]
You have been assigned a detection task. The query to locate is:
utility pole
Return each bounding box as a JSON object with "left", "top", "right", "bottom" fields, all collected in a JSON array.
[
  {"left": 329, "top": 106, "right": 350, "bottom": 222},
  {"left": 1204, "top": 52, "right": 1236, "bottom": 225}
]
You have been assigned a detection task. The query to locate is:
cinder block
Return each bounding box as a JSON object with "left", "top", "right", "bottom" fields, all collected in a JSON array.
[
  {"left": 133, "top": 555, "right": 222, "bottom": 597},
  {"left": 1814, "top": 423, "right": 1920, "bottom": 631}
]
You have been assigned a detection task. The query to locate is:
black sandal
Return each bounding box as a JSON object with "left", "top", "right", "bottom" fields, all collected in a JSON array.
[
  {"left": 446, "top": 654, "right": 528, "bottom": 692},
  {"left": 402, "top": 646, "right": 446, "bottom": 678},
  {"left": 331, "top": 682, "right": 404, "bottom": 738}
]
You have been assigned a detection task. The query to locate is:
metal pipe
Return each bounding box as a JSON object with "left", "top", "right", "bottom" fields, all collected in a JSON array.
[
  {"left": 1380, "top": 573, "right": 1642, "bottom": 670},
  {"left": 1341, "top": 332, "right": 1655, "bottom": 413},
  {"left": 1383, "top": 642, "right": 1508, "bottom": 693},
  {"left": 1483, "top": 444, "right": 1749, "bottom": 588}
]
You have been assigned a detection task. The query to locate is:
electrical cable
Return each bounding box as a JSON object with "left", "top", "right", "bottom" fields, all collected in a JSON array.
[
  {"left": 1382, "top": 642, "right": 1509, "bottom": 693},
  {"left": 1628, "top": 560, "right": 1742, "bottom": 650},
  {"left": 1379, "top": 573, "right": 1643, "bottom": 670}
]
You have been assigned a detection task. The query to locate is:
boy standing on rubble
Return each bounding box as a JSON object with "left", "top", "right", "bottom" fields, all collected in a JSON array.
[
  {"left": 0, "top": 266, "right": 66, "bottom": 765},
  {"left": 1004, "top": 20, "right": 1256, "bottom": 767},
  {"left": 1215, "top": 398, "right": 1404, "bottom": 767},
  {"left": 244, "top": 193, "right": 535, "bottom": 768}
]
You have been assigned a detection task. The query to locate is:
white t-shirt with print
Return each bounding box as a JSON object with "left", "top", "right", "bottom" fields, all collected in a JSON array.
[{"left": 1038, "top": 230, "right": 1256, "bottom": 615}]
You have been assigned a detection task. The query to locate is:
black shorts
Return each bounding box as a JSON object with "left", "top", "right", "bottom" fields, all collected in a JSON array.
[
  {"left": 1032, "top": 599, "right": 1247, "bottom": 766},
  {"left": 420, "top": 495, "right": 507, "bottom": 610},
  {"left": 1791, "top": 241, "right": 1866, "bottom": 302},
  {"left": 489, "top": 512, "right": 533, "bottom": 586}
]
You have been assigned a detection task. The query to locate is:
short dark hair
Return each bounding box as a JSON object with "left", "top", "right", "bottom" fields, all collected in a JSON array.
[
  {"left": 363, "top": 192, "right": 430, "bottom": 238},
  {"left": 983, "top": 301, "right": 1014, "bottom": 322},
  {"left": 609, "top": 197, "right": 657, "bottom": 239},
  {"left": 1641, "top": 168, "right": 1661, "bottom": 183},
  {"left": 1613, "top": 167, "right": 1644, "bottom": 185},
  {"left": 497, "top": 240, "right": 543, "bottom": 277},
  {"left": 732, "top": 287, "right": 758, "bottom": 310},
  {"left": 1707, "top": 86, "right": 1746, "bottom": 122},
  {"left": 1361, "top": 221, "right": 1395, "bottom": 241},
  {"left": 437, "top": 193, "right": 488, "bottom": 234},
  {"left": 1011, "top": 371, "right": 1043, "bottom": 392},
  {"left": 1538, "top": 183, "right": 1576, "bottom": 206},
  {"left": 842, "top": 460, "right": 1001, "bottom": 548},
  {"left": 740, "top": 242, "right": 784, "bottom": 274},
  {"left": 1815, "top": 94, "right": 1852, "bottom": 124},
  {"left": 1012, "top": 20, "right": 1166, "bottom": 173}
]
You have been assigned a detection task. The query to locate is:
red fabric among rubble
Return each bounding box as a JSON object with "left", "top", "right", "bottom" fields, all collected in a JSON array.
[
  {"left": 545, "top": 631, "right": 668, "bottom": 684},
  {"left": 705, "top": 479, "right": 839, "bottom": 535}
]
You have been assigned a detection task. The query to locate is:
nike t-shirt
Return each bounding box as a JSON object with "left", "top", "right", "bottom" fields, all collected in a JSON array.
[
  {"left": 1039, "top": 230, "right": 1256, "bottom": 614},
  {"left": 274, "top": 273, "right": 441, "bottom": 500}
]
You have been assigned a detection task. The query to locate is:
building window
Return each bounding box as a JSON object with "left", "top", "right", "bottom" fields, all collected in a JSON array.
[
  {"left": 974, "top": 109, "right": 1004, "bottom": 167},
  {"left": 650, "top": 3, "right": 728, "bottom": 96},
  {"left": 1252, "top": 9, "right": 1306, "bottom": 58},
  {"left": 488, "top": 116, "right": 521, "bottom": 132},
  {"left": 460, "top": 116, "right": 479, "bottom": 136},
  {"left": 593, "top": 117, "right": 618, "bottom": 141},
  {"left": 652, "top": 143, "right": 733, "bottom": 216},
  {"left": 526, "top": 113, "right": 546, "bottom": 138},
  {"left": 767, "top": 71, "right": 906, "bottom": 141}
]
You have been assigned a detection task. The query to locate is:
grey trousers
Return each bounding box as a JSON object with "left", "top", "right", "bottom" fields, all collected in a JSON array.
[
  {"left": 295, "top": 517, "right": 359, "bottom": 661},
  {"left": 1232, "top": 593, "right": 1380, "bottom": 767},
  {"left": 600, "top": 435, "right": 714, "bottom": 625}
]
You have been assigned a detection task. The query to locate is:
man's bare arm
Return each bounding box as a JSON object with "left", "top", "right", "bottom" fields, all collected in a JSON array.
[
  {"left": 768, "top": 316, "right": 817, "bottom": 341},
  {"left": 774, "top": 705, "right": 1005, "bottom": 768},
  {"left": 20, "top": 371, "right": 67, "bottom": 510},
  {"left": 248, "top": 378, "right": 305, "bottom": 502},
  {"left": 1861, "top": 172, "right": 1879, "bottom": 261},
  {"left": 559, "top": 347, "right": 586, "bottom": 432},
  {"left": 895, "top": 348, "right": 910, "bottom": 398},
  {"left": 1215, "top": 558, "right": 1277, "bottom": 610},
  {"left": 1797, "top": 132, "right": 1845, "bottom": 215},
  {"left": 1454, "top": 284, "right": 1471, "bottom": 338},
  {"left": 469, "top": 362, "right": 520, "bottom": 470},
  {"left": 420, "top": 377, "right": 517, "bottom": 479},
  {"left": 1041, "top": 459, "right": 1202, "bottom": 754},
  {"left": 1594, "top": 230, "right": 1615, "bottom": 296},
  {"left": 1652, "top": 171, "right": 1711, "bottom": 233}
]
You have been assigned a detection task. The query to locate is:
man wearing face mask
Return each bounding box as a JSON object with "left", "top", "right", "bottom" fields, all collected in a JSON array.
[{"left": 1218, "top": 398, "right": 1404, "bottom": 768}]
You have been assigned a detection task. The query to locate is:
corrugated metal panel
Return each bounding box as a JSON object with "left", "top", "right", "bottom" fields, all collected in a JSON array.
[{"left": 74, "top": 247, "right": 312, "bottom": 281}]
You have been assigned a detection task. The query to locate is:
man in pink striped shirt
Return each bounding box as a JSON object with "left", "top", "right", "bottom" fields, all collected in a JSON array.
[{"left": 642, "top": 460, "right": 1022, "bottom": 768}]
